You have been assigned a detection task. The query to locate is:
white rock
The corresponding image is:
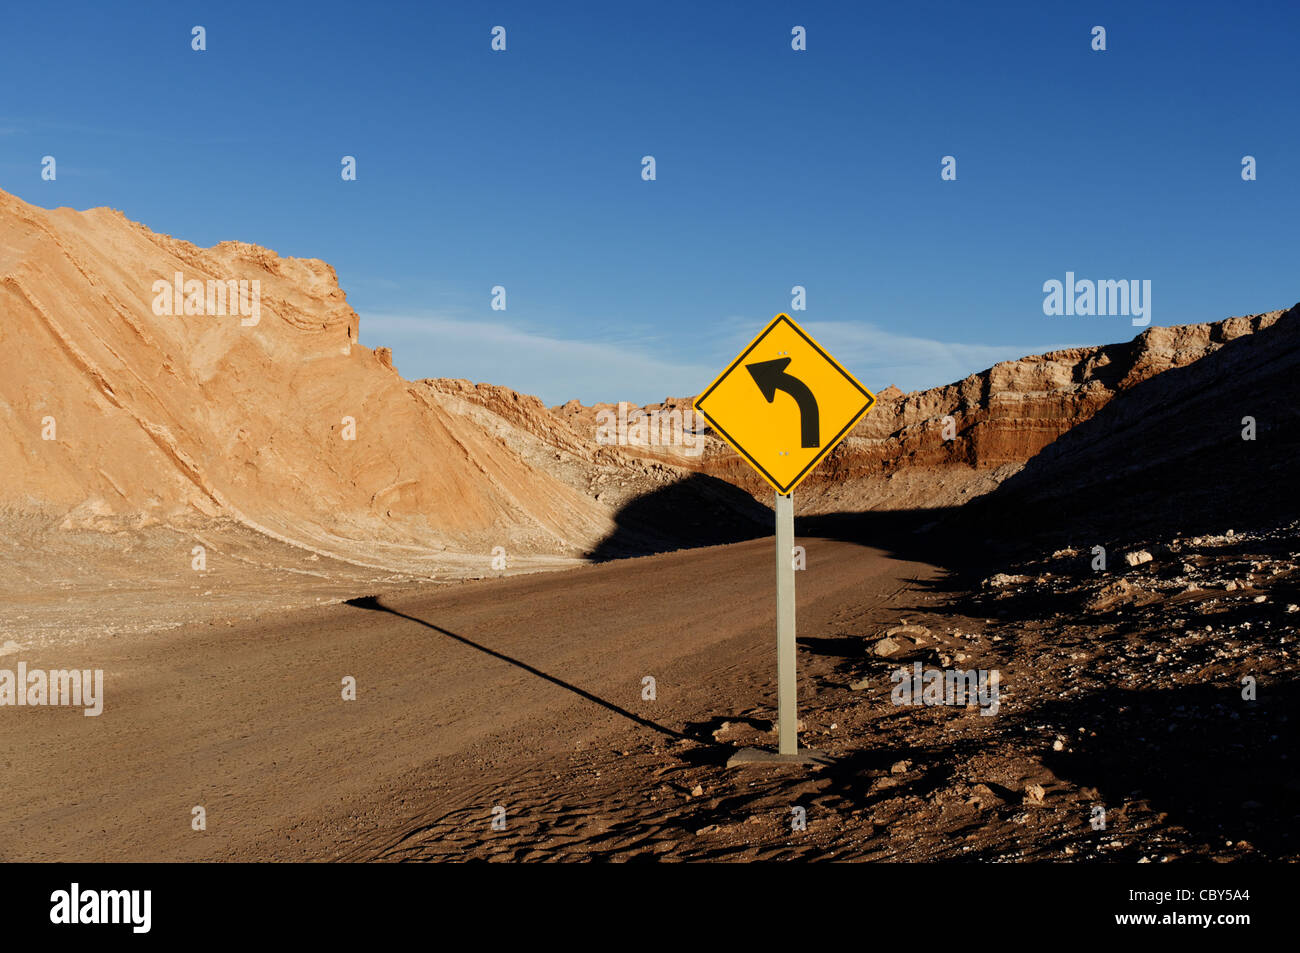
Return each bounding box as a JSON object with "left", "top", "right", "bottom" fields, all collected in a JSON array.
[{"left": 986, "top": 573, "right": 1031, "bottom": 588}]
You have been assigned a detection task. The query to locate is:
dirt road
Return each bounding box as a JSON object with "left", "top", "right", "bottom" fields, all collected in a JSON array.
[{"left": 0, "top": 535, "right": 938, "bottom": 861}]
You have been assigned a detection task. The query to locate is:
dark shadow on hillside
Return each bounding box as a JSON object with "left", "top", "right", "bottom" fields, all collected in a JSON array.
[
  {"left": 795, "top": 305, "right": 1300, "bottom": 576},
  {"left": 584, "top": 471, "right": 772, "bottom": 561},
  {"left": 795, "top": 507, "right": 976, "bottom": 568},
  {"left": 961, "top": 305, "right": 1300, "bottom": 549},
  {"left": 583, "top": 309, "right": 1298, "bottom": 586}
]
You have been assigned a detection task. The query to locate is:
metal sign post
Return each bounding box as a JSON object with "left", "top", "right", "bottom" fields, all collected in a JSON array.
[{"left": 774, "top": 490, "right": 798, "bottom": 755}]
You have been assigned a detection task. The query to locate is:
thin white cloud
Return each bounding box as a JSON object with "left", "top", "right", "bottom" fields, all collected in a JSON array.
[
  {"left": 799, "top": 320, "right": 1077, "bottom": 394},
  {"left": 361, "top": 313, "right": 717, "bottom": 406},
  {"left": 361, "top": 312, "right": 1074, "bottom": 406}
]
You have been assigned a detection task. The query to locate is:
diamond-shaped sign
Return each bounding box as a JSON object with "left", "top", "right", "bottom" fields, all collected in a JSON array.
[{"left": 695, "top": 313, "right": 875, "bottom": 494}]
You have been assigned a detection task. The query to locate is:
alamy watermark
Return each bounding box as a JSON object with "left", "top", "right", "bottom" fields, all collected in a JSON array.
[
  {"left": 1042, "top": 272, "right": 1150, "bottom": 327},
  {"left": 50, "top": 883, "right": 150, "bottom": 933},
  {"left": 891, "top": 662, "right": 1000, "bottom": 716},
  {"left": 1, "top": 662, "right": 104, "bottom": 716},
  {"left": 595, "top": 402, "right": 705, "bottom": 457},
  {"left": 151, "top": 271, "right": 261, "bottom": 326}
]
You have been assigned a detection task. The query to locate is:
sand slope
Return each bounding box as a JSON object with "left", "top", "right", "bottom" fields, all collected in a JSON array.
[{"left": 0, "top": 188, "right": 612, "bottom": 569}]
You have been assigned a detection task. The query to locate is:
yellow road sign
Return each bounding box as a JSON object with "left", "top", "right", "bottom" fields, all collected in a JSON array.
[{"left": 694, "top": 313, "right": 875, "bottom": 494}]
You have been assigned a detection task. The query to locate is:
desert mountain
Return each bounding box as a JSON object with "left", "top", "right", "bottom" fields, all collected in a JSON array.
[
  {"left": 541, "top": 306, "right": 1297, "bottom": 517},
  {"left": 1, "top": 185, "right": 1291, "bottom": 589},
  {"left": 974, "top": 302, "right": 1300, "bottom": 545},
  {"left": 0, "top": 187, "right": 616, "bottom": 573}
]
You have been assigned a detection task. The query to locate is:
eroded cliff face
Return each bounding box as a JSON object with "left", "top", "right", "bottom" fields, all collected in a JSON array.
[
  {"left": 541, "top": 309, "right": 1293, "bottom": 513},
  {"left": 799, "top": 310, "right": 1291, "bottom": 512},
  {"left": 973, "top": 303, "right": 1300, "bottom": 545},
  {"left": 0, "top": 188, "right": 612, "bottom": 567}
]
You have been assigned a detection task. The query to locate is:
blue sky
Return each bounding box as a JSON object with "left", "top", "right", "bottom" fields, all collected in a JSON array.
[{"left": 2, "top": 0, "right": 1296, "bottom": 404}]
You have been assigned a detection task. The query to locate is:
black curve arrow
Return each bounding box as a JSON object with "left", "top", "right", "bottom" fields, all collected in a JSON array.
[{"left": 745, "top": 357, "right": 820, "bottom": 448}]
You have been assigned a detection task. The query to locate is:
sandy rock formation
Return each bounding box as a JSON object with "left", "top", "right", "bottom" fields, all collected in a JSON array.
[
  {"left": 541, "top": 309, "right": 1293, "bottom": 514},
  {"left": 2, "top": 184, "right": 1291, "bottom": 577},
  {"left": 0, "top": 188, "right": 612, "bottom": 569}
]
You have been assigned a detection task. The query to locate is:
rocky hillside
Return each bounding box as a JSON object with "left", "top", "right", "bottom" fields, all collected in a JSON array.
[
  {"left": 544, "top": 308, "right": 1296, "bottom": 515},
  {"left": 2, "top": 185, "right": 1291, "bottom": 577},
  {"left": 0, "top": 188, "right": 613, "bottom": 570},
  {"left": 971, "top": 301, "right": 1300, "bottom": 548}
]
